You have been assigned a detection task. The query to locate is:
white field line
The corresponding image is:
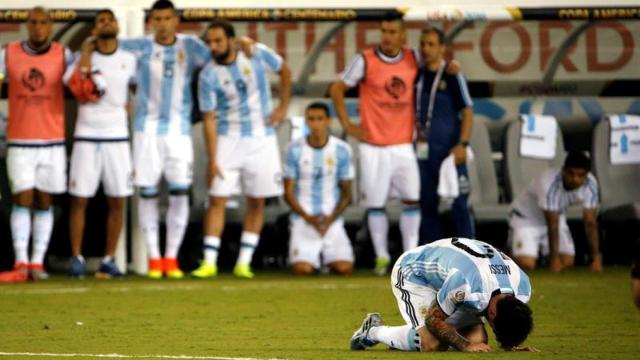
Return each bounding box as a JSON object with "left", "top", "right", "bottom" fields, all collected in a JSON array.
[
  {"left": 0, "top": 282, "right": 386, "bottom": 296},
  {"left": 0, "top": 352, "right": 289, "bottom": 360}
]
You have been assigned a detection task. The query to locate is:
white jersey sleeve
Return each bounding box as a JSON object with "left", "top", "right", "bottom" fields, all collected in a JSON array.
[
  {"left": 62, "top": 51, "right": 80, "bottom": 85},
  {"left": 64, "top": 47, "right": 76, "bottom": 67},
  {"left": 582, "top": 173, "right": 599, "bottom": 209},
  {"left": 536, "top": 169, "right": 563, "bottom": 212},
  {"left": 284, "top": 140, "right": 303, "bottom": 180},
  {"left": 340, "top": 54, "right": 365, "bottom": 87},
  {"left": 255, "top": 43, "right": 283, "bottom": 73},
  {"left": 0, "top": 46, "right": 6, "bottom": 80},
  {"left": 185, "top": 35, "right": 211, "bottom": 68},
  {"left": 198, "top": 64, "right": 217, "bottom": 113},
  {"left": 336, "top": 141, "right": 354, "bottom": 181}
]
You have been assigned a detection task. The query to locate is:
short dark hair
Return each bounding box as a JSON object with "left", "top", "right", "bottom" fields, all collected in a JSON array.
[
  {"left": 95, "top": 9, "right": 115, "bottom": 26},
  {"left": 207, "top": 20, "right": 235, "bottom": 38},
  {"left": 151, "top": 0, "right": 176, "bottom": 13},
  {"left": 493, "top": 296, "right": 533, "bottom": 348},
  {"left": 422, "top": 26, "right": 445, "bottom": 45},
  {"left": 306, "top": 102, "right": 331, "bottom": 118},
  {"left": 564, "top": 151, "right": 591, "bottom": 171}
]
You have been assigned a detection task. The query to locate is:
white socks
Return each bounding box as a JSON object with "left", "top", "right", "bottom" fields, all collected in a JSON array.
[
  {"left": 236, "top": 231, "right": 259, "bottom": 266},
  {"left": 10, "top": 206, "right": 31, "bottom": 264},
  {"left": 368, "top": 325, "right": 420, "bottom": 352},
  {"left": 368, "top": 210, "right": 390, "bottom": 260},
  {"left": 138, "top": 197, "right": 161, "bottom": 259},
  {"left": 203, "top": 236, "right": 221, "bottom": 265},
  {"left": 400, "top": 206, "right": 421, "bottom": 251},
  {"left": 31, "top": 208, "right": 53, "bottom": 264},
  {"left": 165, "top": 195, "right": 189, "bottom": 259}
]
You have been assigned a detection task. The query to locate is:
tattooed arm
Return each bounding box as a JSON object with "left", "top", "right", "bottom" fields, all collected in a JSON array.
[{"left": 424, "top": 300, "right": 491, "bottom": 352}]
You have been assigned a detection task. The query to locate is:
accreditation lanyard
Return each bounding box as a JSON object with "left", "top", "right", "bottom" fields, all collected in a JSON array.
[{"left": 423, "top": 60, "right": 447, "bottom": 137}]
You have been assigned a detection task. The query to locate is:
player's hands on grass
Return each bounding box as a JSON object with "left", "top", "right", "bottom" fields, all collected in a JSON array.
[
  {"left": 451, "top": 144, "right": 467, "bottom": 165},
  {"left": 549, "top": 256, "right": 563, "bottom": 272},
  {"left": 344, "top": 123, "right": 368, "bottom": 141},
  {"left": 270, "top": 106, "right": 287, "bottom": 126},
  {"left": 464, "top": 343, "right": 492, "bottom": 352},
  {"left": 589, "top": 253, "right": 603, "bottom": 272},
  {"left": 207, "top": 161, "right": 223, "bottom": 187}
]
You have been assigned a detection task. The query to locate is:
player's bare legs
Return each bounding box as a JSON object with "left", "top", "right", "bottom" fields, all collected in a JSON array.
[
  {"left": 559, "top": 254, "right": 574, "bottom": 270},
  {"left": 105, "top": 197, "right": 125, "bottom": 257},
  {"left": 633, "top": 279, "right": 640, "bottom": 309},
  {"left": 243, "top": 197, "right": 265, "bottom": 234},
  {"left": 69, "top": 196, "right": 89, "bottom": 257},
  {"left": 513, "top": 256, "right": 537, "bottom": 270},
  {"left": 291, "top": 262, "right": 314, "bottom": 275},
  {"left": 329, "top": 261, "right": 353, "bottom": 275},
  {"left": 205, "top": 196, "right": 227, "bottom": 238}
]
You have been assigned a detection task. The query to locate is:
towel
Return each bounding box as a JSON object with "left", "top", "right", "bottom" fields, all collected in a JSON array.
[
  {"left": 289, "top": 115, "right": 309, "bottom": 141},
  {"left": 609, "top": 114, "right": 640, "bottom": 165},
  {"left": 519, "top": 114, "right": 558, "bottom": 159},
  {"left": 438, "top": 148, "right": 475, "bottom": 201}
]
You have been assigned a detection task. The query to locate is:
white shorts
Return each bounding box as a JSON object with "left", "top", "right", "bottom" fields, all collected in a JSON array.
[
  {"left": 69, "top": 141, "right": 133, "bottom": 198},
  {"left": 209, "top": 135, "right": 283, "bottom": 198},
  {"left": 359, "top": 143, "right": 420, "bottom": 208},
  {"left": 390, "top": 260, "right": 482, "bottom": 330},
  {"left": 508, "top": 216, "right": 575, "bottom": 258},
  {"left": 133, "top": 133, "right": 193, "bottom": 188},
  {"left": 7, "top": 145, "right": 67, "bottom": 194},
  {"left": 289, "top": 217, "right": 354, "bottom": 269}
]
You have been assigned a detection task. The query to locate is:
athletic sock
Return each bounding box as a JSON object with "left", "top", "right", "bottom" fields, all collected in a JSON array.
[
  {"left": 138, "top": 197, "right": 161, "bottom": 259},
  {"left": 203, "top": 236, "right": 221, "bottom": 265},
  {"left": 165, "top": 195, "right": 189, "bottom": 259},
  {"left": 400, "top": 205, "right": 421, "bottom": 251},
  {"left": 31, "top": 208, "right": 53, "bottom": 265},
  {"left": 236, "top": 231, "right": 259, "bottom": 266},
  {"left": 368, "top": 210, "right": 390, "bottom": 260},
  {"left": 11, "top": 206, "right": 31, "bottom": 264},
  {"left": 368, "top": 325, "right": 420, "bottom": 352}
]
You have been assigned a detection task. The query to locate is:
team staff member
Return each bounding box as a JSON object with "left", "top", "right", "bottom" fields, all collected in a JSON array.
[
  {"left": 64, "top": 9, "right": 137, "bottom": 279},
  {"left": 192, "top": 20, "right": 291, "bottom": 279},
  {"left": 120, "top": 0, "right": 211, "bottom": 279},
  {"left": 0, "top": 7, "right": 75, "bottom": 280},
  {"left": 330, "top": 18, "right": 421, "bottom": 276},
  {"left": 284, "top": 102, "right": 354, "bottom": 276},
  {"left": 415, "top": 26, "right": 475, "bottom": 243}
]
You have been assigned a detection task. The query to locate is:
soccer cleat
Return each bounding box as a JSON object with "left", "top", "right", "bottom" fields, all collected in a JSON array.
[
  {"left": 350, "top": 313, "right": 383, "bottom": 351},
  {"left": 29, "top": 263, "right": 50, "bottom": 281},
  {"left": 163, "top": 257, "right": 184, "bottom": 279},
  {"left": 69, "top": 256, "right": 86, "bottom": 279},
  {"left": 147, "top": 258, "right": 163, "bottom": 279},
  {"left": 0, "top": 263, "right": 29, "bottom": 283},
  {"left": 191, "top": 262, "right": 218, "bottom": 279},
  {"left": 95, "top": 259, "right": 124, "bottom": 279},
  {"left": 233, "top": 264, "right": 254, "bottom": 279},
  {"left": 373, "top": 257, "right": 390, "bottom": 276},
  {"left": 14, "top": 262, "right": 29, "bottom": 275}
]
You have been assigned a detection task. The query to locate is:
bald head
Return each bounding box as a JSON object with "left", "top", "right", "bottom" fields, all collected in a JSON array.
[{"left": 26, "top": 6, "right": 53, "bottom": 49}]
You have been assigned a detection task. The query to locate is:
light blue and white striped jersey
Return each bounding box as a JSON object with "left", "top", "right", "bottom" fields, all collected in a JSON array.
[
  {"left": 120, "top": 34, "right": 210, "bottom": 136},
  {"left": 284, "top": 136, "right": 354, "bottom": 217},
  {"left": 511, "top": 168, "right": 599, "bottom": 225},
  {"left": 198, "top": 43, "right": 283, "bottom": 138},
  {"left": 398, "top": 238, "right": 531, "bottom": 316}
]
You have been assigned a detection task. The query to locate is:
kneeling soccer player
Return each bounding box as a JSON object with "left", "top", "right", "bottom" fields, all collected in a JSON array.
[
  {"left": 351, "top": 238, "right": 536, "bottom": 352},
  {"left": 283, "top": 102, "right": 355, "bottom": 275}
]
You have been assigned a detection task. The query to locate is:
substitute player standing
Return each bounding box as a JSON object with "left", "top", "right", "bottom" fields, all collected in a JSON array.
[
  {"left": 192, "top": 20, "right": 291, "bottom": 279},
  {"left": 330, "top": 17, "right": 421, "bottom": 275},
  {"left": 350, "top": 238, "right": 535, "bottom": 353},
  {"left": 0, "top": 7, "right": 75, "bottom": 280},
  {"left": 64, "top": 9, "right": 137, "bottom": 279},
  {"left": 284, "top": 102, "right": 354, "bottom": 276},
  {"left": 120, "top": 0, "right": 210, "bottom": 279}
]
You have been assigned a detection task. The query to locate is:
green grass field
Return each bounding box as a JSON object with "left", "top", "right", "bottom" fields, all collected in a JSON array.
[{"left": 0, "top": 267, "right": 639, "bottom": 360}]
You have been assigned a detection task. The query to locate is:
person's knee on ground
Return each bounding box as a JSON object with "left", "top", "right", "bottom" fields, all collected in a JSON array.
[
  {"left": 560, "top": 254, "right": 574, "bottom": 270},
  {"left": 291, "top": 262, "right": 314, "bottom": 276},
  {"left": 330, "top": 261, "right": 353, "bottom": 275},
  {"left": 514, "top": 256, "right": 536, "bottom": 271}
]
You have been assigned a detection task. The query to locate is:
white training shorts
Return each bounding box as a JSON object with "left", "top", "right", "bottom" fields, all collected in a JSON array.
[
  {"left": 7, "top": 144, "right": 67, "bottom": 194},
  {"left": 288, "top": 217, "right": 354, "bottom": 269},
  {"left": 209, "top": 135, "right": 283, "bottom": 198},
  {"left": 69, "top": 140, "right": 133, "bottom": 198},
  {"left": 390, "top": 258, "right": 483, "bottom": 330},
  {"left": 358, "top": 143, "right": 420, "bottom": 208},
  {"left": 133, "top": 133, "right": 193, "bottom": 188},
  {"left": 508, "top": 216, "right": 575, "bottom": 258}
]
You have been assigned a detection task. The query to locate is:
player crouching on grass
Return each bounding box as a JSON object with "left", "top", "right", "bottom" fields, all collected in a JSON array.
[
  {"left": 351, "top": 238, "right": 538, "bottom": 352},
  {"left": 283, "top": 102, "right": 355, "bottom": 276},
  {"left": 64, "top": 9, "right": 137, "bottom": 278}
]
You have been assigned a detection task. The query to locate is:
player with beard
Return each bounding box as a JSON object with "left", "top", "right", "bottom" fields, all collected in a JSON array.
[
  {"left": 192, "top": 20, "right": 291, "bottom": 279},
  {"left": 0, "top": 7, "right": 75, "bottom": 282},
  {"left": 64, "top": 9, "right": 137, "bottom": 279}
]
